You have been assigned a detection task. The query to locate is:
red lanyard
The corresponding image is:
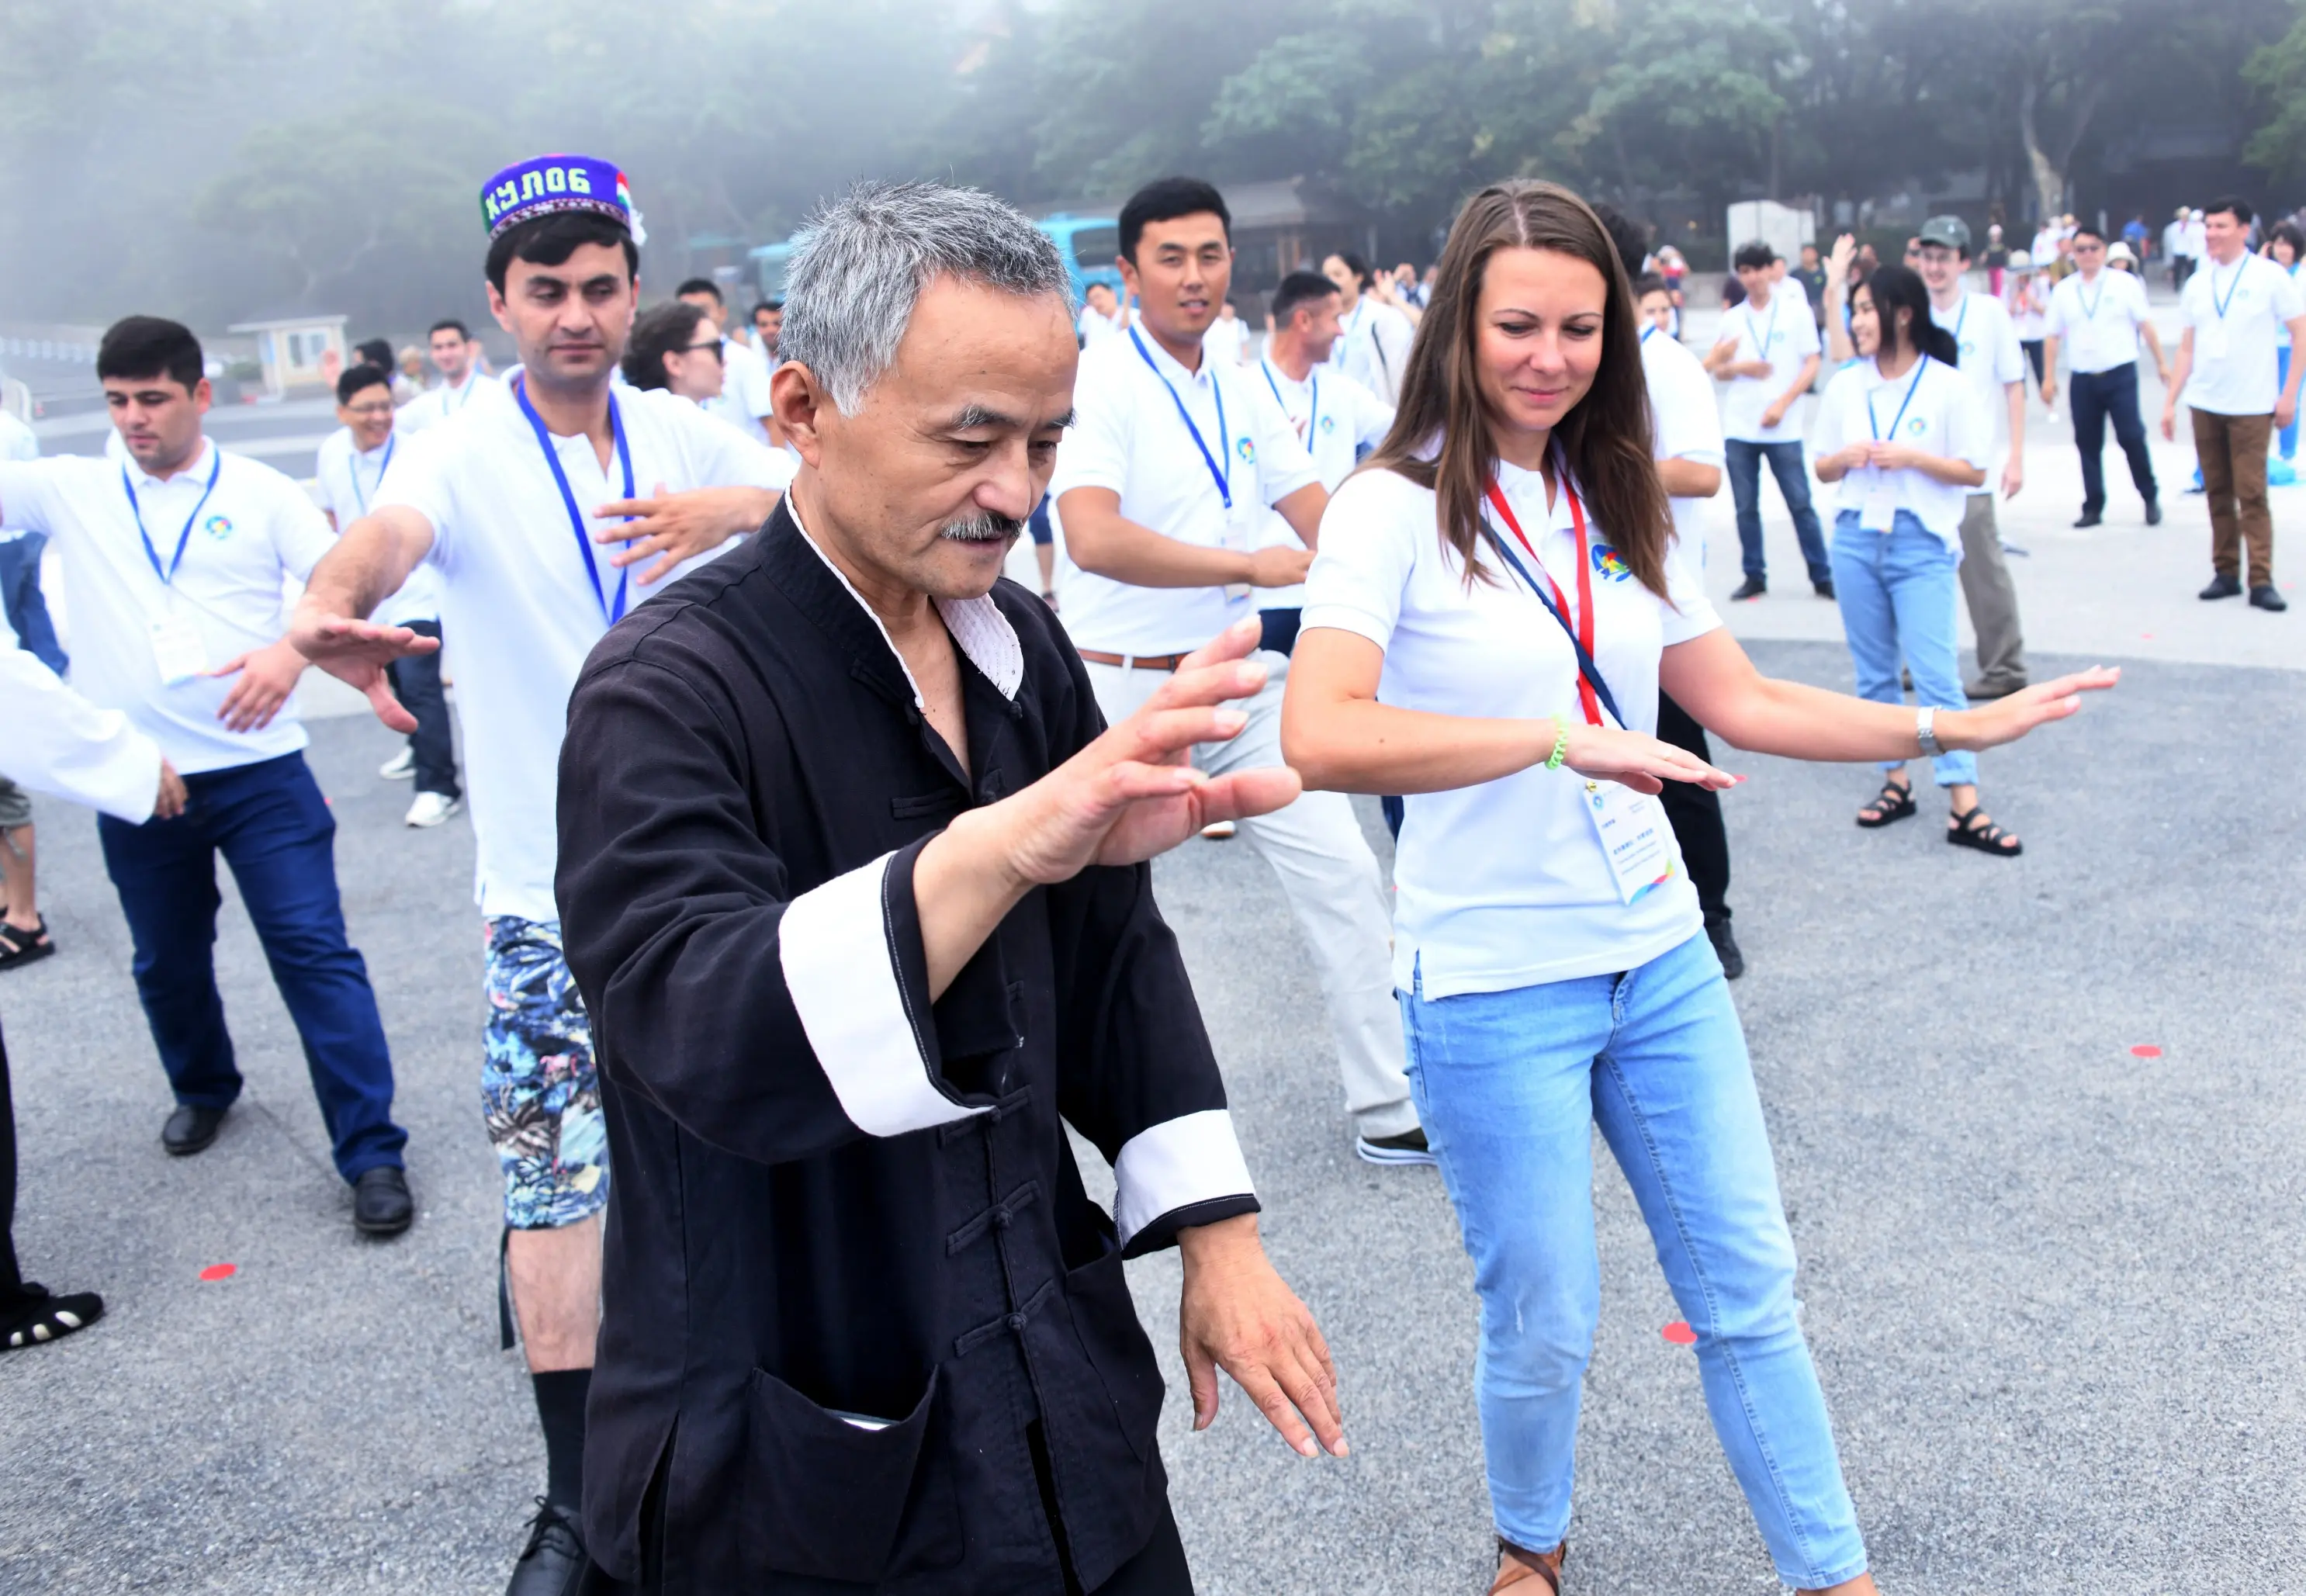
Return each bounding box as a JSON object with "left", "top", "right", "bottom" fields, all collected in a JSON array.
[{"left": 1484, "top": 476, "right": 1602, "bottom": 726}]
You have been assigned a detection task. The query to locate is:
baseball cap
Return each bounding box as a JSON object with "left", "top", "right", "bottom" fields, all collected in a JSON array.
[{"left": 1917, "top": 214, "right": 1972, "bottom": 254}]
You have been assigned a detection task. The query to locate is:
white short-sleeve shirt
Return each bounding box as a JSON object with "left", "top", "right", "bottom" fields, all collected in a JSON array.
[
  {"left": 1639, "top": 327, "right": 1725, "bottom": 547},
  {"left": 373, "top": 379, "right": 795, "bottom": 921},
  {"left": 314, "top": 427, "right": 441, "bottom": 627},
  {"left": 1300, "top": 459, "right": 1720, "bottom": 998},
  {"left": 0, "top": 441, "right": 338, "bottom": 773},
  {"left": 2042, "top": 268, "right": 2153, "bottom": 374},
  {"left": 1930, "top": 290, "right": 2025, "bottom": 457},
  {"left": 1809, "top": 355, "right": 1989, "bottom": 545},
  {"left": 1, "top": 411, "right": 38, "bottom": 543},
  {"left": 395, "top": 369, "right": 499, "bottom": 434},
  {"left": 1050, "top": 328, "right": 1320, "bottom": 655},
  {"left": 1328, "top": 298, "right": 1415, "bottom": 403},
  {"left": 1716, "top": 288, "right": 1821, "bottom": 443},
  {"left": 1248, "top": 358, "right": 1394, "bottom": 610},
  {"left": 702, "top": 335, "right": 776, "bottom": 444},
  {"left": 2179, "top": 252, "right": 2306, "bottom": 415}
]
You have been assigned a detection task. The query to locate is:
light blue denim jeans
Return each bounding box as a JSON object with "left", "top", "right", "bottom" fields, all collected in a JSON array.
[
  {"left": 1830, "top": 508, "right": 1978, "bottom": 788},
  {"left": 1401, "top": 932, "right": 1868, "bottom": 1588}
]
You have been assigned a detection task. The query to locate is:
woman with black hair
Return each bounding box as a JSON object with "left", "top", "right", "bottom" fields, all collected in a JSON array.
[
  {"left": 2267, "top": 220, "right": 2305, "bottom": 465},
  {"left": 1812, "top": 263, "right": 2022, "bottom": 854}
]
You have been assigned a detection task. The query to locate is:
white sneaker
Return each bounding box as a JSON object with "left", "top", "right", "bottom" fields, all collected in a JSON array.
[
  {"left": 379, "top": 747, "right": 416, "bottom": 781},
  {"left": 403, "top": 791, "right": 462, "bottom": 829}
]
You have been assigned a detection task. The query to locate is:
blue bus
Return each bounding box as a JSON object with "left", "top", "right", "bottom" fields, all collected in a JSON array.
[{"left": 751, "top": 213, "right": 1122, "bottom": 304}]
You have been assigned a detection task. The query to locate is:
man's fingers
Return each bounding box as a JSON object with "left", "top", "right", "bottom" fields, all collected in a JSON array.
[
  {"left": 1182, "top": 1338, "right": 1221, "bottom": 1432},
  {"left": 1143, "top": 658, "right": 1268, "bottom": 719},
  {"left": 1119, "top": 705, "right": 1249, "bottom": 764},
  {"left": 1275, "top": 1341, "right": 1349, "bottom": 1458},
  {"left": 1193, "top": 767, "right": 1303, "bottom": 824},
  {"left": 1172, "top": 616, "right": 1265, "bottom": 676},
  {"left": 592, "top": 498, "right": 668, "bottom": 529},
  {"left": 363, "top": 673, "right": 418, "bottom": 734},
  {"left": 1227, "top": 1357, "right": 1320, "bottom": 1459}
]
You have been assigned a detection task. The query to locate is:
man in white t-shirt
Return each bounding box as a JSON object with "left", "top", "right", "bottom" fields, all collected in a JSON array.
[
  {"left": 317, "top": 363, "right": 460, "bottom": 824},
  {"left": 1203, "top": 297, "right": 1252, "bottom": 366},
  {"left": 2041, "top": 224, "right": 2170, "bottom": 528},
  {"left": 289, "top": 156, "right": 795, "bottom": 1595},
  {"left": 0, "top": 316, "right": 414, "bottom": 1233},
  {"left": 1916, "top": 215, "right": 2031, "bottom": 698},
  {"left": 2161, "top": 196, "right": 2306, "bottom": 610},
  {"left": 2164, "top": 208, "right": 2193, "bottom": 290},
  {"left": 394, "top": 318, "right": 497, "bottom": 434},
  {"left": 1249, "top": 270, "right": 1394, "bottom": 656},
  {"left": 1077, "top": 279, "right": 1130, "bottom": 347},
  {"left": 1321, "top": 250, "right": 1416, "bottom": 403},
  {"left": 1058, "top": 178, "right": 1428, "bottom": 1165},
  {"left": 677, "top": 277, "right": 778, "bottom": 447},
  {"left": 1706, "top": 239, "right": 1831, "bottom": 601}
]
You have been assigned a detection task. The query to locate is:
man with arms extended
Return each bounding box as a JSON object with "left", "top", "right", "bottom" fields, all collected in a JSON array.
[
  {"left": 554, "top": 179, "right": 1342, "bottom": 1596},
  {"left": 397, "top": 318, "right": 496, "bottom": 434},
  {"left": 1915, "top": 215, "right": 2032, "bottom": 697},
  {"left": 2161, "top": 196, "right": 2305, "bottom": 611},
  {"left": 2041, "top": 223, "right": 2169, "bottom": 529},
  {"left": 1707, "top": 240, "right": 1832, "bottom": 601},
  {"left": 289, "top": 155, "right": 795, "bottom": 1594},
  {"left": 1059, "top": 178, "right": 1428, "bottom": 1165}
]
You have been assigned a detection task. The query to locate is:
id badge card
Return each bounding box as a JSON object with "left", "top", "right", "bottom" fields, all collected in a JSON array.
[
  {"left": 2200, "top": 320, "right": 2230, "bottom": 360},
  {"left": 1583, "top": 780, "right": 1678, "bottom": 905},
  {"left": 148, "top": 611, "right": 208, "bottom": 686},
  {"left": 1861, "top": 474, "right": 1898, "bottom": 533}
]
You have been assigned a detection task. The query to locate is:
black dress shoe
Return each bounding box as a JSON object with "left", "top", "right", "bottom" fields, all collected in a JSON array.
[
  {"left": 1813, "top": 579, "right": 1837, "bottom": 600},
  {"left": 1729, "top": 574, "right": 1767, "bottom": 601},
  {"left": 2251, "top": 584, "right": 2290, "bottom": 612},
  {"left": 352, "top": 1167, "right": 414, "bottom": 1236},
  {"left": 1706, "top": 919, "right": 1746, "bottom": 981},
  {"left": 505, "top": 1498, "right": 586, "bottom": 1596},
  {"left": 2200, "top": 573, "right": 2243, "bottom": 600},
  {"left": 161, "top": 1103, "right": 227, "bottom": 1157},
  {"left": 2145, "top": 497, "right": 2162, "bottom": 525},
  {"left": 2072, "top": 511, "right": 2103, "bottom": 528}
]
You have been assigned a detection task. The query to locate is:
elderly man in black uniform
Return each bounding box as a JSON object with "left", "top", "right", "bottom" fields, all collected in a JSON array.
[{"left": 552, "top": 182, "right": 1347, "bottom": 1595}]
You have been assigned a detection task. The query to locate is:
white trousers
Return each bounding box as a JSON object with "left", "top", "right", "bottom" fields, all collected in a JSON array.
[{"left": 1085, "top": 653, "right": 1417, "bottom": 1138}]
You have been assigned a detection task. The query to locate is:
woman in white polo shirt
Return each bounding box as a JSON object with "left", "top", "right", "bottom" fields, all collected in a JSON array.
[{"left": 1281, "top": 180, "right": 2114, "bottom": 1596}]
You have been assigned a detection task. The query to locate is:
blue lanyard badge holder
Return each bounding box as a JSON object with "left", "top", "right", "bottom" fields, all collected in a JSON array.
[
  {"left": 1133, "top": 327, "right": 1256, "bottom": 596},
  {"left": 123, "top": 448, "right": 224, "bottom": 686},
  {"left": 1859, "top": 360, "right": 1928, "bottom": 532},
  {"left": 2201, "top": 258, "right": 2248, "bottom": 361}
]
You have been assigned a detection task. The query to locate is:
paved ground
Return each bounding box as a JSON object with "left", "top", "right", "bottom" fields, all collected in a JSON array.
[{"left": 7, "top": 313, "right": 2306, "bottom": 1592}]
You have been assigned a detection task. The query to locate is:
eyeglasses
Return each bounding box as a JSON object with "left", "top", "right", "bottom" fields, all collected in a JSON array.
[
  {"left": 679, "top": 341, "right": 724, "bottom": 361},
  {"left": 2073, "top": 241, "right": 2104, "bottom": 253},
  {"left": 343, "top": 401, "right": 395, "bottom": 417}
]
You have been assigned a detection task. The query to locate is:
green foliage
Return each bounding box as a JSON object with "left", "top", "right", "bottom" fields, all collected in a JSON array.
[{"left": 2246, "top": 2, "right": 2306, "bottom": 183}]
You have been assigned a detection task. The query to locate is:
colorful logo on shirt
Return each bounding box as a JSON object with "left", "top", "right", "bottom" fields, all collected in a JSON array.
[
  {"left": 1317, "top": 414, "right": 1337, "bottom": 435},
  {"left": 203, "top": 514, "right": 235, "bottom": 540},
  {"left": 1590, "top": 542, "right": 1633, "bottom": 583},
  {"left": 1234, "top": 435, "right": 1256, "bottom": 464},
  {"left": 1906, "top": 417, "right": 1927, "bottom": 437}
]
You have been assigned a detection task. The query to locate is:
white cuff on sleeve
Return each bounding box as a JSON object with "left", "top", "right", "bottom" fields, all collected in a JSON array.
[
  {"left": 778, "top": 852, "right": 985, "bottom": 1138},
  {"left": 1113, "top": 1110, "right": 1255, "bottom": 1249}
]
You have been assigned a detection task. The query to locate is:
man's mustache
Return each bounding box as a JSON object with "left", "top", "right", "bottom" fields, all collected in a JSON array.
[{"left": 940, "top": 511, "right": 1024, "bottom": 544}]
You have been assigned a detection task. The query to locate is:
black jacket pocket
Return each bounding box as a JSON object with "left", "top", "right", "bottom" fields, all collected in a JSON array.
[{"left": 743, "top": 1364, "right": 958, "bottom": 1583}]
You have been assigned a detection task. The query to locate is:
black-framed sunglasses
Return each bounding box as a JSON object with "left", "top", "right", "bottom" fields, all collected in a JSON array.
[{"left": 680, "top": 341, "right": 725, "bottom": 361}]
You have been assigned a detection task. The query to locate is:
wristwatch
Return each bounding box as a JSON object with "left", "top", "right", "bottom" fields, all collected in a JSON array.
[{"left": 1915, "top": 706, "right": 1941, "bottom": 758}]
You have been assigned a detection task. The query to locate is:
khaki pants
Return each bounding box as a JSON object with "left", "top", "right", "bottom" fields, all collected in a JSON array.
[
  {"left": 2193, "top": 408, "right": 2277, "bottom": 587},
  {"left": 1955, "top": 493, "right": 2027, "bottom": 693}
]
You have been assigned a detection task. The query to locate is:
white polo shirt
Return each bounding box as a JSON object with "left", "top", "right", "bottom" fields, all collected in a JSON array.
[
  {"left": 396, "top": 369, "right": 498, "bottom": 434},
  {"left": 1203, "top": 315, "right": 1250, "bottom": 368},
  {"left": 0, "top": 610, "right": 162, "bottom": 822},
  {"left": 1050, "top": 328, "right": 1318, "bottom": 655},
  {"left": 1929, "top": 290, "right": 2025, "bottom": 459},
  {"left": 1639, "top": 327, "right": 1725, "bottom": 548},
  {"left": 1, "top": 411, "right": 36, "bottom": 544},
  {"left": 2042, "top": 268, "right": 2153, "bottom": 374},
  {"left": 1079, "top": 304, "right": 1128, "bottom": 348},
  {"left": 1301, "top": 458, "right": 1720, "bottom": 997},
  {"left": 1716, "top": 288, "right": 1820, "bottom": 443},
  {"left": 1248, "top": 358, "right": 1394, "bottom": 611},
  {"left": 0, "top": 441, "right": 338, "bottom": 774},
  {"left": 1329, "top": 297, "right": 1415, "bottom": 403},
  {"left": 374, "top": 378, "right": 795, "bottom": 922},
  {"left": 1809, "top": 355, "right": 1989, "bottom": 547},
  {"left": 704, "top": 336, "right": 776, "bottom": 445},
  {"left": 2178, "top": 251, "right": 2306, "bottom": 416},
  {"left": 314, "top": 427, "right": 441, "bottom": 628}
]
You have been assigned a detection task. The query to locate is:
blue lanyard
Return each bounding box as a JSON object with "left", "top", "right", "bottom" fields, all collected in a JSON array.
[
  {"left": 1866, "top": 358, "right": 1930, "bottom": 441},
  {"left": 1260, "top": 359, "right": 1318, "bottom": 441},
  {"left": 348, "top": 434, "right": 396, "bottom": 518},
  {"left": 121, "top": 446, "right": 223, "bottom": 587},
  {"left": 1640, "top": 324, "right": 1660, "bottom": 344},
  {"left": 1941, "top": 295, "right": 1968, "bottom": 349},
  {"left": 1745, "top": 296, "right": 1779, "bottom": 360},
  {"left": 1130, "top": 326, "right": 1230, "bottom": 508},
  {"left": 514, "top": 376, "right": 634, "bottom": 625},
  {"left": 2077, "top": 275, "right": 2103, "bottom": 320},
  {"left": 2211, "top": 256, "right": 2249, "bottom": 320}
]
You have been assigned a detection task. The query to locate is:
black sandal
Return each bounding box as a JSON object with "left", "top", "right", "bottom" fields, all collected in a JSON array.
[
  {"left": 0, "top": 916, "right": 54, "bottom": 971},
  {"left": 1, "top": 1283, "right": 104, "bottom": 1350},
  {"left": 1855, "top": 778, "right": 1916, "bottom": 828},
  {"left": 1948, "top": 806, "right": 2023, "bottom": 857}
]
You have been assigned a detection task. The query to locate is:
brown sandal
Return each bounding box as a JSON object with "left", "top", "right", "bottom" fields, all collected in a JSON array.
[{"left": 1490, "top": 1538, "right": 1567, "bottom": 1593}]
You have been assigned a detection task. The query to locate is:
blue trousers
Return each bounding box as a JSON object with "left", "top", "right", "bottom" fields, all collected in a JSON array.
[
  {"left": 97, "top": 752, "right": 404, "bottom": 1181},
  {"left": 1724, "top": 440, "right": 1832, "bottom": 584},
  {"left": 1829, "top": 511, "right": 1977, "bottom": 787},
  {"left": 0, "top": 534, "right": 66, "bottom": 673},
  {"left": 2069, "top": 362, "right": 2157, "bottom": 513}
]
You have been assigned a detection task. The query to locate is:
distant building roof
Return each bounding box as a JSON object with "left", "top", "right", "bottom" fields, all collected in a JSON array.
[{"left": 227, "top": 313, "right": 349, "bottom": 333}]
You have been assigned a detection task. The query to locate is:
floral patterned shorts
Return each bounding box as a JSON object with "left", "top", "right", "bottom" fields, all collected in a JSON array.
[{"left": 481, "top": 916, "right": 609, "bottom": 1230}]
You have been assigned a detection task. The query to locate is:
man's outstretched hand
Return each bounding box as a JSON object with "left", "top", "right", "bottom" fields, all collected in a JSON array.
[
  {"left": 1179, "top": 1213, "right": 1346, "bottom": 1459},
  {"left": 287, "top": 605, "right": 440, "bottom": 734}
]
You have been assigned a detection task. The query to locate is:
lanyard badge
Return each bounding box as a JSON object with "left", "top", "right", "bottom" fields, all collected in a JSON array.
[
  {"left": 1861, "top": 359, "right": 1929, "bottom": 531},
  {"left": 1482, "top": 475, "right": 1605, "bottom": 728},
  {"left": 349, "top": 434, "right": 396, "bottom": 518},
  {"left": 122, "top": 446, "right": 224, "bottom": 587},
  {"left": 1260, "top": 359, "right": 1318, "bottom": 442},
  {"left": 514, "top": 376, "right": 635, "bottom": 625},
  {"left": 1130, "top": 327, "right": 1231, "bottom": 509}
]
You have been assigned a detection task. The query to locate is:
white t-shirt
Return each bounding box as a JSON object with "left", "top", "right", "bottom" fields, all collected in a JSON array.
[
  {"left": 1203, "top": 316, "right": 1250, "bottom": 367},
  {"left": 0, "top": 441, "right": 338, "bottom": 773},
  {"left": 2178, "top": 252, "right": 2306, "bottom": 415},
  {"left": 1078, "top": 304, "right": 1129, "bottom": 348},
  {"left": 396, "top": 369, "right": 498, "bottom": 434},
  {"left": 2006, "top": 277, "right": 2048, "bottom": 342},
  {"left": 703, "top": 335, "right": 776, "bottom": 445},
  {"left": 2032, "top": 229, "right": 2064, "bottom": 266},
  {"left": 1809, "top": 355, "right": 1989, "bottom": 546},
  {"left": 1247, "top": 358, "right": 1394, "bottom": 610},
  {"left": 2279, "top": 261, "right": 2301, "bottom": 350},
  {"left": 2184, "top": 220, "right": 2209, "bottom": 261},
  {"left": 373, "top": 379, "right": 796, "bottom": 921},
  {"left": 0, "top": 608, "right": 162, "bottom": 823},
  {"left": 1716, "top": 289, "right": 1820, "bottom": 443},
  {"left": 1049, "top": 328, "right": 1319, "bottom": 655},
  {"left": 2042, "top": 269, "right": 2153, "bottom": 374},
  {"left": 1639, "top": 327, "right": 1725, "bottom": 548},
  {"left": 1329, "top": 297, "right": 1415, "bottom": 403},
  {"left": 314, "top": 427, "right": 441, "bottom": 627},
  {"left": 2164, "top": 222, "right": 2188, "bottom": 261},
  {"left": 0, "top": 411, "right": 37, "bottom": 543},
  {"left": 1929, "top": 290, "right": 2024, "bottom": 459},
  {"left": 1301, "top": 459, "right": 1720, "bottom": 998}
]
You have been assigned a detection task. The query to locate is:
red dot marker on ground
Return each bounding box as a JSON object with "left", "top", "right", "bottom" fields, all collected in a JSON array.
[
  {"left": 2130, "top": 1044, "right": 2162, "bottom": 1059},
  {"left": 199, "top": 1263, "right": 237, "bottom": 1282},
  {"left": 1661, "top": 1321, "right": 1697, "bottom": 1345}
]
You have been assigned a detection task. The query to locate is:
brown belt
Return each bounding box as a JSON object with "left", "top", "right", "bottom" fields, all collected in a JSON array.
[{"left": 1076, "top": 649, "right": 1190, "bottom": 671}]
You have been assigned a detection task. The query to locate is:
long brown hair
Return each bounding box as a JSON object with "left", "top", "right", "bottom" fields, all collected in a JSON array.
[{"left": 1362, "top": 180, "right": 1673, "bottom": 597}]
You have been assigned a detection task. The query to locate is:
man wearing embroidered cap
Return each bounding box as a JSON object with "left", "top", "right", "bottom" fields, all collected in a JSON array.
[{"left": 291, "top": 153, "right": 797, "bottom": 1595}]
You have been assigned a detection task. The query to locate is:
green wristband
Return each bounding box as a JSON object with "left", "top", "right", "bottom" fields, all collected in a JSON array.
[{"left": 1544, "top": 721, "right": 1570, "bottom": 771}]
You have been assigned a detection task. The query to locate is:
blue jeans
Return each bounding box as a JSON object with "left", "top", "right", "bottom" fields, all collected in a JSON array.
[
  {"left": 1401, "top": 934, "right": 1867, "bottom": 1588},
  {"left": 0, "top": 534, "right": 66, "bottom": 673},
  {"left": 1829, "top": 510, "right": 1977, "bottom": 788},
  {"left": 1724, "top": 439, "right": 1832, "bottom": 585},
  {"left": 97, "top": 753, "right": 404, "bottom": 1182}
]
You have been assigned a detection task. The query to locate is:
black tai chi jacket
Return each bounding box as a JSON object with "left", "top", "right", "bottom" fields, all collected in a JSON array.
[{"left": 555, "top": 502, "right": 1259, "bottom": 1594}]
